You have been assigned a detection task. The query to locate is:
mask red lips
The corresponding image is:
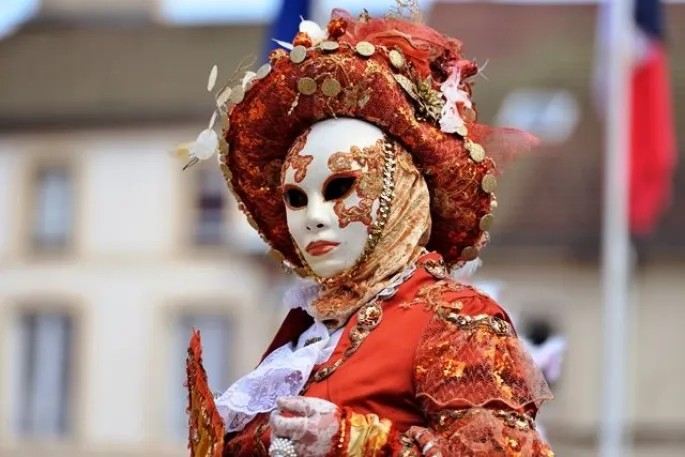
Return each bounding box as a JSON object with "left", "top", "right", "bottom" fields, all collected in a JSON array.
[{"left": 305, "top": 240, "right": 340, "bottom": 256}]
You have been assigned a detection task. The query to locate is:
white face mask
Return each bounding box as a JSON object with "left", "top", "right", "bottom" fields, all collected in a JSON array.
[{"left": 282, "top": 118, "right": 387, "bottom": 278}]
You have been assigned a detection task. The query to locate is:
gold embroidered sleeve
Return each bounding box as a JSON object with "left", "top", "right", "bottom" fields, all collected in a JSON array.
[
  {"left": 405, "top": 293, "right": 555, "bottom": 456},
  {"left": 413, "top": 295, "right": 553, "bottom": 412}
]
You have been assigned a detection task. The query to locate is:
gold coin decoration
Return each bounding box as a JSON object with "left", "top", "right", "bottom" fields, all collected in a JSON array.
[
  {"left": 463, "top": 107, "right": 477, "bottom": 122},
  {"left": 247, "top": 216, "right": 259, "bottom": 230},
  {"left": 220, "top": 162, "right": 232, "bottom": 179},
  {"left": 320, "top": 41, "right": 340, "bottom": 51},
  {"left": 479, "top": 214, "right": 495, "bottom": 231},
  {"left": 321, "top": 78, "right": 342, "bottom": 97},
  {"left": 355, "top": 41, "right": 375, "bottom": 57},
  {"left": 481, "top": 174, "right": 498, "bottom": 194},
  {"left": 290, "top": 45, "right": 307, "bottom": 63},
  {"left": 229, "top": 85, "right": 245, "bottom": 104},
  {"left": 219, "top": 138, "right": 229, "bottom": 156},
  {"left": 269, "top": 249, "right": 285, "bottom": 262},
  {"left": 468, "top": 141, "right": 486, "bottom": 163},
  {"left": 388, "top": 49, "right": 405, "bottom": 69},
  {"left": 461, "top": 246, "right": 479, "bottom": 261},
  {"left": 297, "top": 77, "right": 317, "bottom": 95},
  {"left": 256, "top": 63, "right": 272, "bottom": 79},
  {"left": 456, "top": 124, "right": 468, "bottom": 137}
]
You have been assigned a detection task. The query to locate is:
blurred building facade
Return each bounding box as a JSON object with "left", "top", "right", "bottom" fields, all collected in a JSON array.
[{"left": 0, "top": 1, "right": 684, "bottom": 457}]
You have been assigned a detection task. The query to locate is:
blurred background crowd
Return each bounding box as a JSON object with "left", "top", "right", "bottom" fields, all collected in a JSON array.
[{"left": 0, "top": 1, "right": 683, "bottom": 456}]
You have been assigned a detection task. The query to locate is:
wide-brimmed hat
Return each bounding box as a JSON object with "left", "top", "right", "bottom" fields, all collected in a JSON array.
[{"left": 185, "top": 8, "right": 535, "bottom": 271}]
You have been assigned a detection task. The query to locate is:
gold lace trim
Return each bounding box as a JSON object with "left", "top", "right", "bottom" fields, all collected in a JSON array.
[
  {"left": 441, "top": 313, "right": 514, "bottom": 336},
  {"left": 432, "top": 408, "right": 536, "bottom": 432}
]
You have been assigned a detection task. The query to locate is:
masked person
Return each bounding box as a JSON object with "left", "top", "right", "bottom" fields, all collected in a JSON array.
[{"left": 183, "top": 6, "right": 555, "bottom": 457}]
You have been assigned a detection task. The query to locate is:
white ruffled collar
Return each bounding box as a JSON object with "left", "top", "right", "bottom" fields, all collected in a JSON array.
[{"left": 215, "top": 281, "right": 341, "bottom": 433}]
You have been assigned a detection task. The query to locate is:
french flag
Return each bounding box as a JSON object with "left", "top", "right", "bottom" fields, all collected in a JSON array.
[
  {"left": 595, "top": 0, "right": 677, "bottom": 237},
  {"left": 263, "top": 0, "right": 312, "bottom": 61}
]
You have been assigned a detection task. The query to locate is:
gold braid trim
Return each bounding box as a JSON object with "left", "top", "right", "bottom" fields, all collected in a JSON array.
[{"left": 346, "top": 412, "right": 393, "bottom": 457}]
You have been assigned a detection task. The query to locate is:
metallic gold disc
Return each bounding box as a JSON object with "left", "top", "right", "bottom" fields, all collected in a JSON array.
[
  {"left": 256, "top": 63, "right": 272, "bottom": 79},
  {"left": 269, "top": 249, "right": 285, "bottom": 262},
  {"left": 479, "top": 214, "right": 495, "bottom": 231},
  {"left": 355, "top": 41, "right": 375, "bottom": 57},
  {"left": 463, "top": 106, "right": 477, "bottom": 122},
  {"left": 468, "top": 141, "right": 486, "bottom": 163},
  {"left": 388, "top": 49, "right": 405, "bottom": 69},
  {"left": 481, "top": 174, "right": 498, "bottom": 194},
  {"left": 220, "top": 163, "right": 232, "bottom": 180},
  {"left": 219, "top": 138, "right": 229, "bottom": 157},
  {"left": 290, "top": 45, "right": 307, "bottom": 63},
  {"left": 461, "top": 246, "right": 479, "bottom": 261},
  {"left": 297, "top": 77, "right": 317, "bottom": 95},
  {"left": 321, "top": 78, "right": 342, "bottom": 97},
  {"left": 247, "top": 216, "right": 259, "bottom": 230},
  {"left": 320, "top": 40, "right": 340, "bottom": 51},
  {"left": 456, "top": 124, "right": 468, "bottom": 137},
  {"left": 229, "top": 85, "right": 245, "bottom": 104}
]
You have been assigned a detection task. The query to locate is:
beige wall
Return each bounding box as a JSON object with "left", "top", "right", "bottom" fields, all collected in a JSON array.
[
  {"left": 40, "top": 0, "right": 156, "bottom": 18},
  {"left": 0, "top": 126, "right": 283, "bottom": 457}
]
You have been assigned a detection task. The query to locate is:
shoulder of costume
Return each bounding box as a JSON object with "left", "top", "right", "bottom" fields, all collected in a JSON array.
[{"left": 393, "top": 253, "right": 514, "bottom": 327}]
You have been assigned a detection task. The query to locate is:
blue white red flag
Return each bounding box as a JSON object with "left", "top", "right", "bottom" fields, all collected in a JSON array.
[{"left": 594, "top": 0, "right": 677, "bottom": 236}]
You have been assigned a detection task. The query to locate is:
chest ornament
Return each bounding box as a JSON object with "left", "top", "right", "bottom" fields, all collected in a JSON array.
[{"left": 303, "top": 264, "right": 417, "bottom": 390}]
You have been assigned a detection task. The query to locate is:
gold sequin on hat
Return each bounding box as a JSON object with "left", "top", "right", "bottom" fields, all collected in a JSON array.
[
  {"left": 481, "top": 174, "right": 498, "bottom": 194},
  {"left": 355, "top": 41, "right": 375, "bottom": 57},
  {"left": 389, "top": 49, "right": 405, "bottom": 69},
  {"left": 290, "top": 45, "right": 307, "bottom": 63},
  {"left": 461, "top": 246, "right": 479, "bottom": 261},
  {"left": 229, "top": 85, "right": 245, "bottom": 104},
  {"left": 479, "top": 214, "right": 495, "bottom": 231},
  {"left": 322, "top": 78, "right": 342, "bottom": 97},
  {"left": 466, "top": 140, "right": 485, "bottom": 163},
  {"left": 256, "top": 63, "right": 272, "bottom": 79},
  {"left": 297, "top": 77, "right": 317, "bottom": 95},
  {"left": 320, "top": 41, "right": 340, "bottom": 51}
]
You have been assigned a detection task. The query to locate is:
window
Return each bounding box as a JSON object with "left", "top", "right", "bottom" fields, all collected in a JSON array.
[
  {"left": 194, "top": 168, "right": 228, "bottom": 246},
  {"left": 31, "top": 165, "right": 73, "bottom": 249},
  {"left": 170, "top": 314, "right": 232, "bottom": 438},
  {"left": 12, "top": 312, "right": 73, "bottom": 438}
]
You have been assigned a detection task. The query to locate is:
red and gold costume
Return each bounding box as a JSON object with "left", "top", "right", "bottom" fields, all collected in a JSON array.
[
  {"left": 183, "top": 4, "right": 554, "bottom": 457},
  {"left": 217, "top": 253, "right": 553, "bottom": 456}
]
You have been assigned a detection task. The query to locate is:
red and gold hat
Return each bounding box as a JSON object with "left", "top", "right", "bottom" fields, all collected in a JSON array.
[{"left": 180, "top": 6, "right": 536, "bottom": 272}]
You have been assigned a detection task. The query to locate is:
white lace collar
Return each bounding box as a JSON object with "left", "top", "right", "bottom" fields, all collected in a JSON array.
[{"left": 215, "top": 314, "right": 342, "bottom": 432}]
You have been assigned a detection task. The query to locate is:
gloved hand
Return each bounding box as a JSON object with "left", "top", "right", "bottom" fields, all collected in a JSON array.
[
  {"left": 270, "top": 396, "right": 341, "bottom": 456},
  {"left": 407, "top": 426, "right": 443, "bottom": 457}
]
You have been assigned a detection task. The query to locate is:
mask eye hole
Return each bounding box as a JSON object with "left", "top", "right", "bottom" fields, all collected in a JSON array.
[
  {"left": 283, "top": 186, "right": 308, "bottom": 209},
  {"left": 323, "top": 174, "right": 358, "bottom": 201}
]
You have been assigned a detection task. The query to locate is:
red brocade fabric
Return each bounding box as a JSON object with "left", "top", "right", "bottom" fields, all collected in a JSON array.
[
  {"left": 212, "top": 253, "right": 554, "bottom": 456},
  {"left": 409, "top": 409, "right": 555, "bottom": 457}
]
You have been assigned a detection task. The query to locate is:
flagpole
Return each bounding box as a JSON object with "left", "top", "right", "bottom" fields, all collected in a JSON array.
[{"left": 599, "top": 0, "right": 634, "bottom": 455}]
